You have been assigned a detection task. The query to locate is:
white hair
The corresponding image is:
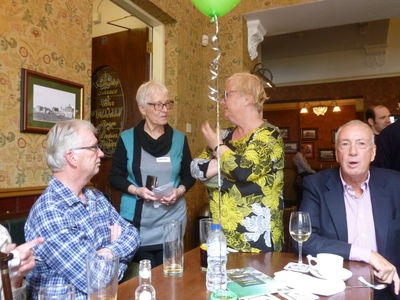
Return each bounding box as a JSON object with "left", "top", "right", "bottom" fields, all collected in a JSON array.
[
  {"left": 46, "top": 119, "right": 96, "bottom": 172},
  {"left": 136, "top": 80, "right": 168, "bottom": 106},
  {"left": 335, "top": 119, "right": 375, "bottom": 147}
]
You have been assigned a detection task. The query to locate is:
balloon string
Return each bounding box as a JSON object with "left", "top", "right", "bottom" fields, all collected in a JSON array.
[{"left": 207, "top": 16, "right": 222, "bottom": 227}]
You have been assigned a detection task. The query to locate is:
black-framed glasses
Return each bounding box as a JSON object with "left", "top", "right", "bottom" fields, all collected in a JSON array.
[
  {"left": 69, "top": 144, "right": 101, "bottom": 152},
  {"left": 147, "top": 101, "right": 174, "bottom": 111}
]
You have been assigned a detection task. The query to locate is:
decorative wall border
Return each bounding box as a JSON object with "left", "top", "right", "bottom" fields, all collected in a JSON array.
[{"left": 0, "top": 186, "right": 46, "bottom": 198}]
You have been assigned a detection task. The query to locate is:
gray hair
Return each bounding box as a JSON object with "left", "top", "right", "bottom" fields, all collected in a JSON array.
[
  {"left": 136, "top": 80, "right": 168, "bottom": 106},
  {"left": 46, "top": 119, "right": 97, "bottom": 172},
  {"left": 335, "top": 120, "right": 375, "bottom": 147}
]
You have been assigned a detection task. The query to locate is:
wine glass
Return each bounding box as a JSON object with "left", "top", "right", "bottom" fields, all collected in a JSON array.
[{"left": 289, "top": 211, "right": 311, "bottom": 271}]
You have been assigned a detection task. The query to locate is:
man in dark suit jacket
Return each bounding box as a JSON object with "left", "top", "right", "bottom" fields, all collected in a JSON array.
[
  {"left": 300, "top": 120, "right": 400, "bottom": 299},
  {"left": 374, "top": 121, "right": 400, "bottom": 172}
]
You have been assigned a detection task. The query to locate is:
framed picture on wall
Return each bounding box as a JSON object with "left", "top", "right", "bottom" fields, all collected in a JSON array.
[
  {"left": 20, "top": 68, "right": 84, "bottom": 133},
  {"left": 284, "top": 141, "right": 299, "bottom": 154},
  {"left": 279, "top": 127, "right": 289, "bottom": 140},
  {"left": 331, "top": 129, "right": 338, "bottom": 144},
  {"left": 301, "top": 128, "right": 318, "bottom": 140},
  {"left": 319, "top": 148, "right": 336, "bottom": 161},
  {"left": 301, "top": 142, "right": 314, "bottom": 159}
]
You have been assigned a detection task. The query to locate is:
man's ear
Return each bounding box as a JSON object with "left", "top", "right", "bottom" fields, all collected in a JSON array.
[
  {"left": 367, "top": 118, "right": 374, "bottom": 127},
  {"left": 65, "top": 151, "right": 77, "bottom": 166}
]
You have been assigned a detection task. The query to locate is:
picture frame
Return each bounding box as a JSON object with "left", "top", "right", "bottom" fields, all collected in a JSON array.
[
  {"left": 284, "top": 141, "right": 299, "bottom": 154},
  {"left": 319, "top": 148, "right": 336, "bottom": 161},
  {"left": 300, "top": 142, "right": 314, "bottom": 159},
  {"left": 279, "top": 127, "right": 289, "bottom": 140},
  {"left": 20, "top": 68, "right": 84, "bottom": 133},
  {"left": 331, "top": 129, "right": 338, "bottom": 144},
  {"left": 301, "top": 128, "right": 318, "bottom": 140}
]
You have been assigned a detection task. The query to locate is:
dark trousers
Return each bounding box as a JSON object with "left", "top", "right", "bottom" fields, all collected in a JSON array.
[
  {"left": 133, "top": 246, "right": 163, "bottom": 269},
  {"left": 375, "top": 287, "right": 398, "bottom": 300}
]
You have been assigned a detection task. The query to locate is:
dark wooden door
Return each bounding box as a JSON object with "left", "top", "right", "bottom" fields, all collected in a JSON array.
[{"left": 91, "top": 28, "right": 150, "bottom": 209}]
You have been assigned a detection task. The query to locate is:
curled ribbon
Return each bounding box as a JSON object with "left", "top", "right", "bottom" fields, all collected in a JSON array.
[{"left": 207, "top": 16, "right": 221, "bottom": 103}]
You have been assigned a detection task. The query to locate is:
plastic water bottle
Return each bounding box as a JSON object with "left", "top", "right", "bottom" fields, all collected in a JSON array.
[
  {"left": 135, "top": 259, "right": 156, "bottom": 300},
  {"left": 206, "top": 224, "right": 227, "bottom": 293}
]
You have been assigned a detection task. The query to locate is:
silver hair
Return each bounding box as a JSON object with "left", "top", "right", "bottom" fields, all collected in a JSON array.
[
  {"left": 335, "top": 119, "right": 375, "bottom": 147},
  {"left": 136, "top": 80, "right": 168, "bottom": 106},
  {"left": 46, "top": 119, "right": 97, "bottom": 172}
]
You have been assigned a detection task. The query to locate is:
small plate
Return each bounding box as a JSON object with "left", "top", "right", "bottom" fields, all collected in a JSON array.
[{"left": 310, "top": 267, "right": 352, "bottom": 281}]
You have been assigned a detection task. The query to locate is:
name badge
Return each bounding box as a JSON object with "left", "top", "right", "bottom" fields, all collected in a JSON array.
[{"left": 156, "top": 157, "right": 171, "bottom": 163}]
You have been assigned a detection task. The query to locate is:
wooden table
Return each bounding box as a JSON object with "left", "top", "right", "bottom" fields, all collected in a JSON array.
[{"left": 118, "top": 247, "right": 374, "bottom": 299}]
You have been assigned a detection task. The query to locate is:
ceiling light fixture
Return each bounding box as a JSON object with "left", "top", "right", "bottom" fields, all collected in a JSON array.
[{"left": 312, "top": 105, "right": 328, "bottom": 116}]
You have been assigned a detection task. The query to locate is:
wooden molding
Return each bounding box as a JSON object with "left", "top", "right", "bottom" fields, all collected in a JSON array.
[{"left": 0, "top": 186, "right": 46, "bottom": 198}]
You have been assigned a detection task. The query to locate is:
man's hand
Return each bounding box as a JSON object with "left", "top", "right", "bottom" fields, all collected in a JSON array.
[
  {"left": 370, "top": 251, "right": 400, "bottom": 295},
  {"left": 6, "top": 237, "right": 45, "bottom": 288},
  {"left": 96, "top": 247, "right": 114, "bottom": 258},
  {"left": 109, "top": 224, "right": 122, "bottom": 243}
]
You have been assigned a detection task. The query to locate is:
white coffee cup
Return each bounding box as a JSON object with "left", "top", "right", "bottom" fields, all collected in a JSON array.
[{"left": 307, "top": 253, "right": 343, "bottom": 279}]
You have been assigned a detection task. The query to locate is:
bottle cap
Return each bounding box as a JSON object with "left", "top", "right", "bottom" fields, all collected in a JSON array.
[{"left": 211, "top": 224, "right": 222, "bottom": 230}]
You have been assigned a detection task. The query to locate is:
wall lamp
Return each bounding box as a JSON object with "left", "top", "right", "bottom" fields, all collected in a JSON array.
[
  {"left": 332, "top": 101, "right": 341, "bottom": 112},
  {"left": 300, "top": 103, "right": 309, "bottom": 114}
]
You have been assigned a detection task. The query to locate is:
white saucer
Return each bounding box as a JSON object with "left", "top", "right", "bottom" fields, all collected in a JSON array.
[{"left": 310, "top": 267, "right": 352, "bottom": 281}]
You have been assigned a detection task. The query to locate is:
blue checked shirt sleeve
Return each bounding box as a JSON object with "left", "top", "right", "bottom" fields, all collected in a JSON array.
[{"left": 100, "top": 194, "right": 141, "bottom": 266}]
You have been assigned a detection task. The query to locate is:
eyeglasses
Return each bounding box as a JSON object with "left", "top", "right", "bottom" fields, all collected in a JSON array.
[
  {"left": 223, "top": 90, "right": 239, "bottom": 100},
  {"left": 69, "top": 144, "right": 101, "bottom": 152},
  {"left": 147, "top": 101, "right": 174, "bottom": 111},
  {"left": 337, "top": 140, "right": 372, "bottom": 151}
]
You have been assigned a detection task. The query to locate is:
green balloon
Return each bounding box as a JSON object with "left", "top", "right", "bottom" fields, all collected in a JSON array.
[{"left": 191, "top": 0, "right": 240, "bottom": 18}]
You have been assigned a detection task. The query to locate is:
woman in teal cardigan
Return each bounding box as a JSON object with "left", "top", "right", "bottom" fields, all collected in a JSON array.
[{"left": 109, "top": 81, "right": 195, "bottom": 268}]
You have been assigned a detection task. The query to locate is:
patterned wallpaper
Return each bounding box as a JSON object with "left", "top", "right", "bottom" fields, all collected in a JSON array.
[
  {"left": 0, "top": 0, "right": 331, "bottom": 249},
  {"left": 0, "top": 0, "right": 315, "bottom": 189},
  {"left": 0, "top": 0, "right": 92, "bottom": 189}
]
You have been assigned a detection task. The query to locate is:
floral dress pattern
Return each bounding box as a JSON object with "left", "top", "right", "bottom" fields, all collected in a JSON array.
[{"left": 192, "top": 121, "right": 285, "bottom": 252}]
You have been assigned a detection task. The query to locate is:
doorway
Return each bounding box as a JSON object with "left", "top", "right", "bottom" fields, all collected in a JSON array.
[{"left": 91, "top": 0, "right": 153, "bottom": 208}]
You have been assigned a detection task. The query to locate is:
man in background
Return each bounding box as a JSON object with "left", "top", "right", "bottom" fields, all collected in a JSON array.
[
  {"left": 25, "top": 120, "right": 140, "bottom": 300},
  {"left": 365, "top": 105, "right": 391, "bottom": 136},
  {"left": 300, "top": 120, "right": 400, "bottom": 299},
  {"left": 374, "top": 101, "right": 400, "bottom": 172},
  {"left": 293, "top": 145, "right": 316, "bottom": 205}
]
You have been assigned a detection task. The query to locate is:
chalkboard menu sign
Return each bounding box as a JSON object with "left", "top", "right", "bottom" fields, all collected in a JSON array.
[{"left": 91, "top": 66, "right": 125, "bottom": 157}]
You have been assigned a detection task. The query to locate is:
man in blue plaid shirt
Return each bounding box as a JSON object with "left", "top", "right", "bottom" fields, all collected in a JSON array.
[{"left": 24, "top": 119, "right": 141, "bottom": 299}]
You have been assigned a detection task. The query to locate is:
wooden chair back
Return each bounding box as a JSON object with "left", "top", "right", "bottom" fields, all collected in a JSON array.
[{"left": 283, "top": 205, "right": 297, "bottom": 253}]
